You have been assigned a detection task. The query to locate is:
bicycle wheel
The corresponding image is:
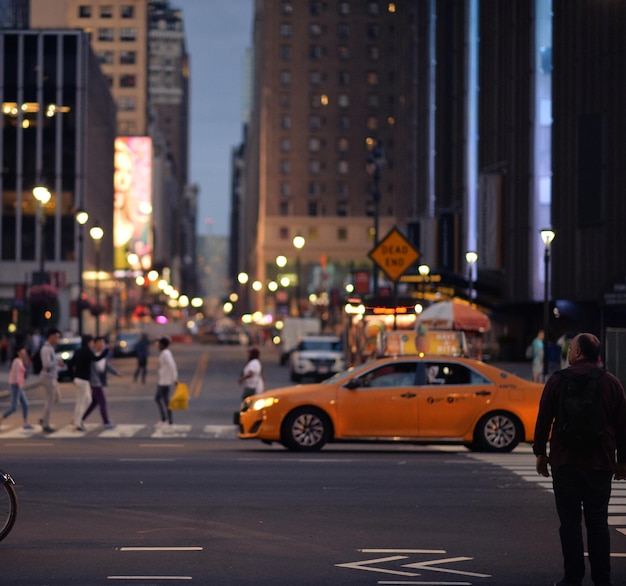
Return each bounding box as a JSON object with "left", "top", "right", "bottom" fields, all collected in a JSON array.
[{"left": 0, "top": 477, "right": 17, "bottom": 542}]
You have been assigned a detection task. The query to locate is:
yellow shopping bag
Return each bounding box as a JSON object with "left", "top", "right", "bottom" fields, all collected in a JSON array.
[{"left": 168, "top": 382, "right": 189, "bottom": 410}]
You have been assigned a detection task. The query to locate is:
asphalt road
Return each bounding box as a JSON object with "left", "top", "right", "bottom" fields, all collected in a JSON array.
[{"left": 0, "top": 344, "right": 624, "bottom": 585}]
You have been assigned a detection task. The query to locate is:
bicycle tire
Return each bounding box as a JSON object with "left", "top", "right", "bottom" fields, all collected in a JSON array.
[{"left": 0, "top": 478, "right": 17, "bottom": 542}]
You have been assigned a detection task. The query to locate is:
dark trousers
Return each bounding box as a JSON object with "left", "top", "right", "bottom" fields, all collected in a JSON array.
[
  {"left": 134, "top": 357, "right": 147, "bottom": 383},
  {"left": 552, "top": 465, "right": 613, "bottom": 586},
  {"left": 82, "top": 386, "right": 110, "bottom": 425},
  {"left": 155, "top": 385, "right": 172, "bottom": 423}
]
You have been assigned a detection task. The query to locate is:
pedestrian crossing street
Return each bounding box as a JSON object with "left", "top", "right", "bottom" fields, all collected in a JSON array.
[
  {"left": 0, "top": 422, "right": 239, "bottom": 440},
  {"left": 469, "top": 449, "right": 626, "bottom": 545}
]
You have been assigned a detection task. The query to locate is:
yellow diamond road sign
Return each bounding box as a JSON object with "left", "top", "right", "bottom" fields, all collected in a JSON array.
[{"left": 368, "top": 227, "right": 420, "bottom": 282}]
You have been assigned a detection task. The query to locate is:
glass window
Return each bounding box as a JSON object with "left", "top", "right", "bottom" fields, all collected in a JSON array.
[
  {"left": 308, "top": 181, "right": 321, "bottom": 196},
  {"left": 280, "top": 160, "right": 291, "bottom": 174},
  {"left": 338, "top": 46, "right": 349, "bottom": 60},
  {"left": 120, "top": 74, "right": 136, "bottom": 88},
  {"left": 308, "top": 160, "right": 321, "bottom": 174},
  {"left": 309, "top": 70, "right": 322, "bottom": 85},
  {"left": 338, "top": 226, "right": 348, "bottom": 238},
  {"left": 367, "top": 71, "right": 379, "bottom": 85},
  {"left": 368, "top": 45, "right": 379, "bottom": 61},
  {"left": 359, "top": 362, "right": 418, "bottom": 388},
  {"left": 280, "top": 182, "right": 291, "bottom": 196},
  {"left": 308, "top": 137, "right": 321, "bottom": 152},
  {"left": 98, "top": 28, "right": 114, "bottom": 41},
  {"left": 121, "top": 5, "right": 134, "bottom": 18},
  {"left": 337, "top": 138, "right": 349, "bottom": 152},
  {"left": 120, "top": 50, "right": 136, "bottom": 65},
  {"left": 120, "top": 28, "right": 137, "bottom": 42},
  {"left": 337, "top": 182, "right": 348, "bottom": 197},
  {"left": 423, "top": 362, "right": 489, "bottom": 386},
  {"left": 308, "top": 201, "right": 318, "bottom": 216},
  {"left": 367, "top": 24, "right": 380, "bottom": 39},
  {"left": 310, "top": 45, "right": 323, "bottom": 59},
  {"left": 309, "top": 23, "right": 322, "bottom": 37},
  {"left": 309, "top": 116, "right": 321, "bottom": 130},
  {"left": 279, "top": 201, "right": 290, "bottom": 216},
  {"left": 279, "top": 93, "right": 290, "bottom": 108},
  {"left": 367, "top": 116, "right": 378, "bottom": 130},
  {"left": 337, "top": 203, "right": 348, "bottom": 217},
  {"left": 338, "top": 116, "right": 350, "bottom": 130},
  {"left": 338, "top": 160, "right": 349, "bottom": 175},
  {"left": 338, "top": 94, "right": 349, "bottom": 108},
  {"left": 281, "top": 115, "right": 291, "bottom": 130},
  {"left": 78, "top": 5, "right": 92, "bottom": 18},
  {"left": 367, "top": 94, "right": 379, "bottom": 107},
  {"left": 339, "top": 2, "right": 350, "bottom": 16},
  {"left": 368, "top": 2, "right": 380, "bottom": 15},
  {"left": 280, "top": 1, "right": 293, "bottom": 15},
  {"left": 279, "top": 226, "right": 290, "bottom": 239},
  {"left": 337, "top": 23, "right": 350, "bottom": 39},
  {"left": 280, "top": 70, "right": 292, "bottom": 85},
  {"left": 96, "top": 50, "right": 114, "bottom": 65},
  {"left": 280, "top": 45, "right": 292, "bottom": 60},
  {"left": 118, "top": 96, "right": 136, "bottom": 111},
  {"left": 280, "top": 23, "right": 292, "bottom": 37},
  {"left": 310, "top": 1, "right": 323, "bottom": 15},
  {"left": 100, "top": 5, "right": 113, "bottom": 18},
  {"left": 338, "top": 71, "right": 350, "bottom": 85},
  {"left": 280, "top": 138, "right": 291, "bottom": 152}
]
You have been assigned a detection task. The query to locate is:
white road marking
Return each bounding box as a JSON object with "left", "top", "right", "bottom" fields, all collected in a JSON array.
[
  {"left": 107, "top": 576, "right": 192, "bottom": 580},
  {"left": 100, "top": 424, "right": 145, "bottom": 438},
  {"left": 119, "top": 547, "right": 203, "bottom": 551},
  {"left": 150, "top": 424, "right": 191, "bottom": 438},
  {"left": 48, "top": 423, "right": 100, "bottom": 438}
]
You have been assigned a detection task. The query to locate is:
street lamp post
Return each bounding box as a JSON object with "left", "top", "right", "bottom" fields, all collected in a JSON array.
[
  {"left": 465, "top": 251, "right": 478, "bottom": 303},
  {"left": 76, "top": 210, "right": 89, "bottom": 336},
  {"left": 90, "top": 225, "right": 104, "bottom": 336},
  {"left": 366, "top": 140, "right": 386, "bottom": 298},
  {"left": 33, "top": 186, "right": 51, "bottom": 285},
  {"left": 540, "top": 228, "right": 556, "bottom": 381},
  {"left": 293, "top": 235, "right": 305, "bottom": 317}
]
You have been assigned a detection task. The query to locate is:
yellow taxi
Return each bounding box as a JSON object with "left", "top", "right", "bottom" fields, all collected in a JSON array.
[{"left": 237, "top": 355, "right": 544, "bottom": 452}]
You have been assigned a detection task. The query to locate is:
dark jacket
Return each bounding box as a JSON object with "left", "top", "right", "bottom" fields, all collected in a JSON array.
[
  {"left": 70, "top": 346, "right": 107, "bottom": 381},
  {"left": 533, "top": 359, "right": 626, "bottom": 472}
]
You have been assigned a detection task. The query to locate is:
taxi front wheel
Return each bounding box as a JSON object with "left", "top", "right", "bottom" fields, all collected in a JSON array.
[
  {"left": 472, "top": 411, "right": 522, "bottom": 453},
  {"left": 281, "top": 408, "right": 331, "bottom": 451}
]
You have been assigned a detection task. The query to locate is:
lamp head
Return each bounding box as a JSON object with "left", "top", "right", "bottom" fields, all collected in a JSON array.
[{"left": 540, "top": 228, "right": 556, "bottom": 247}]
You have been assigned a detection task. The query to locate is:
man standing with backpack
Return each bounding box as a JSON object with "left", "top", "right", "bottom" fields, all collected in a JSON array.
[{"left": 534, "top": 333, "right": 626, "bottom": 586}]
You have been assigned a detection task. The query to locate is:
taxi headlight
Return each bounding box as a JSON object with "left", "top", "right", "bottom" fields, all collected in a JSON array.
[{"left": 252, "top": 397, "right": 280, "bottom": 411}]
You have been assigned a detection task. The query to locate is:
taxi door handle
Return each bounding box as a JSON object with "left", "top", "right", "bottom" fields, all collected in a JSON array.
[
  {"left": 400, "top": 392, "right": 417, "bottom": 399},
  {"left": 474, "top": 390, "right": 491, "bottom": 396}
]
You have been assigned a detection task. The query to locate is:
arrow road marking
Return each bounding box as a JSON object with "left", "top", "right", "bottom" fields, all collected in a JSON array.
[
  {"left": 336, "top": 555, "right": 420, "bottom": 576},
  {"left": 403, "top": 556, "right": 491, "bottom": 578}
]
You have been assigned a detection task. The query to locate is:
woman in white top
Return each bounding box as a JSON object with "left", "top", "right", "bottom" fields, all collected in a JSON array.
[
  {"left": 238, "top": 347, "right": 265, "bottom": 400},
  {"left": 155, "top": 337, "right": 178, "bottom": 426}
]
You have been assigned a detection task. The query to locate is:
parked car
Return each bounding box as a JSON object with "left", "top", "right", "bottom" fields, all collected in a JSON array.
[
  {"left": 113, "top": 331, "right": 141, "bottom": 357},
  {"left": 199, "top": 326, "right": 248, "bottom": 345},
  {"left": 55, "top": 336, "right": 82, "bottom": 382},
  {"left": 238, "top": 355, "right": 544, "bottom": 452},
  {"left": 289, "top": 334, "right": 345, "bottom": 382}
]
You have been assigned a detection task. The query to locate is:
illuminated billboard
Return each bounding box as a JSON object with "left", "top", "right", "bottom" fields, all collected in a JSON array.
[{"left": 114, "top": 136, "right": 153, "bottom": 270}]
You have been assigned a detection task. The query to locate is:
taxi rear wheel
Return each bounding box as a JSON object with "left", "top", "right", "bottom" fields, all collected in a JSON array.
[
  {"left": 281, "top": 408, "right": 331, "bottom": 451},
  {"left": 473, "top": 411, "right": 521, "bottom": 452}
]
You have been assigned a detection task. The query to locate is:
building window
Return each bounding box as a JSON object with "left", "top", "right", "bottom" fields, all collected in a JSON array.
[
  {"left": 279, "top": 226, "right": 290, "bottom": 239},
  {"left": 309, "top": 45, "right": 323, "bottom": 59},
  {"left": 103, "top": 75, "right": 113, "bottom": 88},
  {"left": 337, "top": 182, "right": 348, "bottom": 198},
  {"left": 308, "top": 181, "right": 321, "bottom": 196},
  {"left": 337, "top": 23, "right": 350, "bottom": 39},
  {"left": 311, "top": 93, "right": 329, "bottom": 108},
  {"left": 280, "top": 160, "right": 291, "bottom": 174},
  {"left": 308, "top": 202, "right": 318, "bottom": 216},
  {"left": 121, "top": 5, "right": 134, "bottom": 18},
  {"left": 280, "top": 182, "right": 291, "bottom": 196},
  {"left": 367, "top": 45, "right": 380, "bottom": 61},
  {"left": 367, "top": 71, "right": 379, "bottom": 85},
  {"left": 367, "top": 24, "right": 380, "bottom": 39},
  {"left": 279, "top": 201, "right": 290, "bottom": 216},
  {"left": 309, "top": 70, "right": 322, "bottom": 85},
  {"left": 280, "top": 1, "right": 293, "bottom": 15},
  {"left": 279, "top": 93, "right": 290, "bottom": 108},
  {"left": 310, "top": 1, "right": 323, "bottom": 15},
  {"left": 309, "top": 23, "right": 322, "bottom": 37},
  {"left": 97, "top": 50, "right": 114, "bottom": 65},
  {"left": 78, "top": 5, "right": 92, "bottom": 18},
  {"left": 280, "top": 45, "right": 292, "bottom": 60},
  {"left": 338, "top": 116, "right": 350, "bottom": 130},
  {"left": 338, "top": 2, "right": 350, "bottom": 16},
  {"left": 280, "top": 23, "right": 292, "bottom": 37},
  {"left": 338, "top": 46, "right": 350, "bottom": 60},
  {"left": 367, "top": 94, "right": 379, "bottom": 107},
  {"left": 337, "top": 226, "right": 348, "bottom": 238},
  {"left": 338, "top": 71, "right": 350, "bottom": 86},
  {"left": 281, "top": 115, "right": 291, "bottom": 130},
  {"left": 308, "top": 160, "right": 321, "bottom": 174},
  {"left": 118, "top": 96, "right": 136, "bottom": 111},
  {"left": 120, "top": 50, "right": 136, "bottom": 65},
  {"left": 120, "top": 28, "right": 137, "bottom": 42},
  {"left": 367, "top": 116, "right": 378, "bottom": 130},
  {"left": 309, "top": 115, "right": 321, "bottom": 130},
  {"left": 280, "top": 70, "right": 292, "bottom": 85},
  {"left": 308, "top": 137, "right": 321, "bottom": 152},
  {"left": 337, "top": 137, "right": 349, "bottom": 152},
  {"left": 98, "top": 28, "right": 114, "bottom": 41},
  {"left": 368, "top": 2, "right": 380, "bottom": 15},
  {"left": 280, "top": 138, "right": 291, "bottom": 152},
  {"left": 100, "top": 5, "right": 113, "bottom": 18},
  {"left": 338, "top": 94, "right": 350, "bottom": 108},
  {"left": 120, "top": 74, "right": 136, "bottom": 88},
  {"left": 338, "top": 160, "right": 349, "bottom": 175}
]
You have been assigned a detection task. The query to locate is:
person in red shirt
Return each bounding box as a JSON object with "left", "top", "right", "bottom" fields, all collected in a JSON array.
[{"left": 534, "top": 333, "right": 626, "bottom": 586}]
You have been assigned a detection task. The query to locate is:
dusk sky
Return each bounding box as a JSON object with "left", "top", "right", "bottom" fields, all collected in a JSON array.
[{"left": 177, "top": 0, "right": 254, "bottom": 237}]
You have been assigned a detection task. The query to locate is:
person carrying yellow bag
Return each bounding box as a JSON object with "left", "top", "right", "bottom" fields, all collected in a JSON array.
[{"left": 168, "top": 382, "right": 189, "bottom": 411}]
